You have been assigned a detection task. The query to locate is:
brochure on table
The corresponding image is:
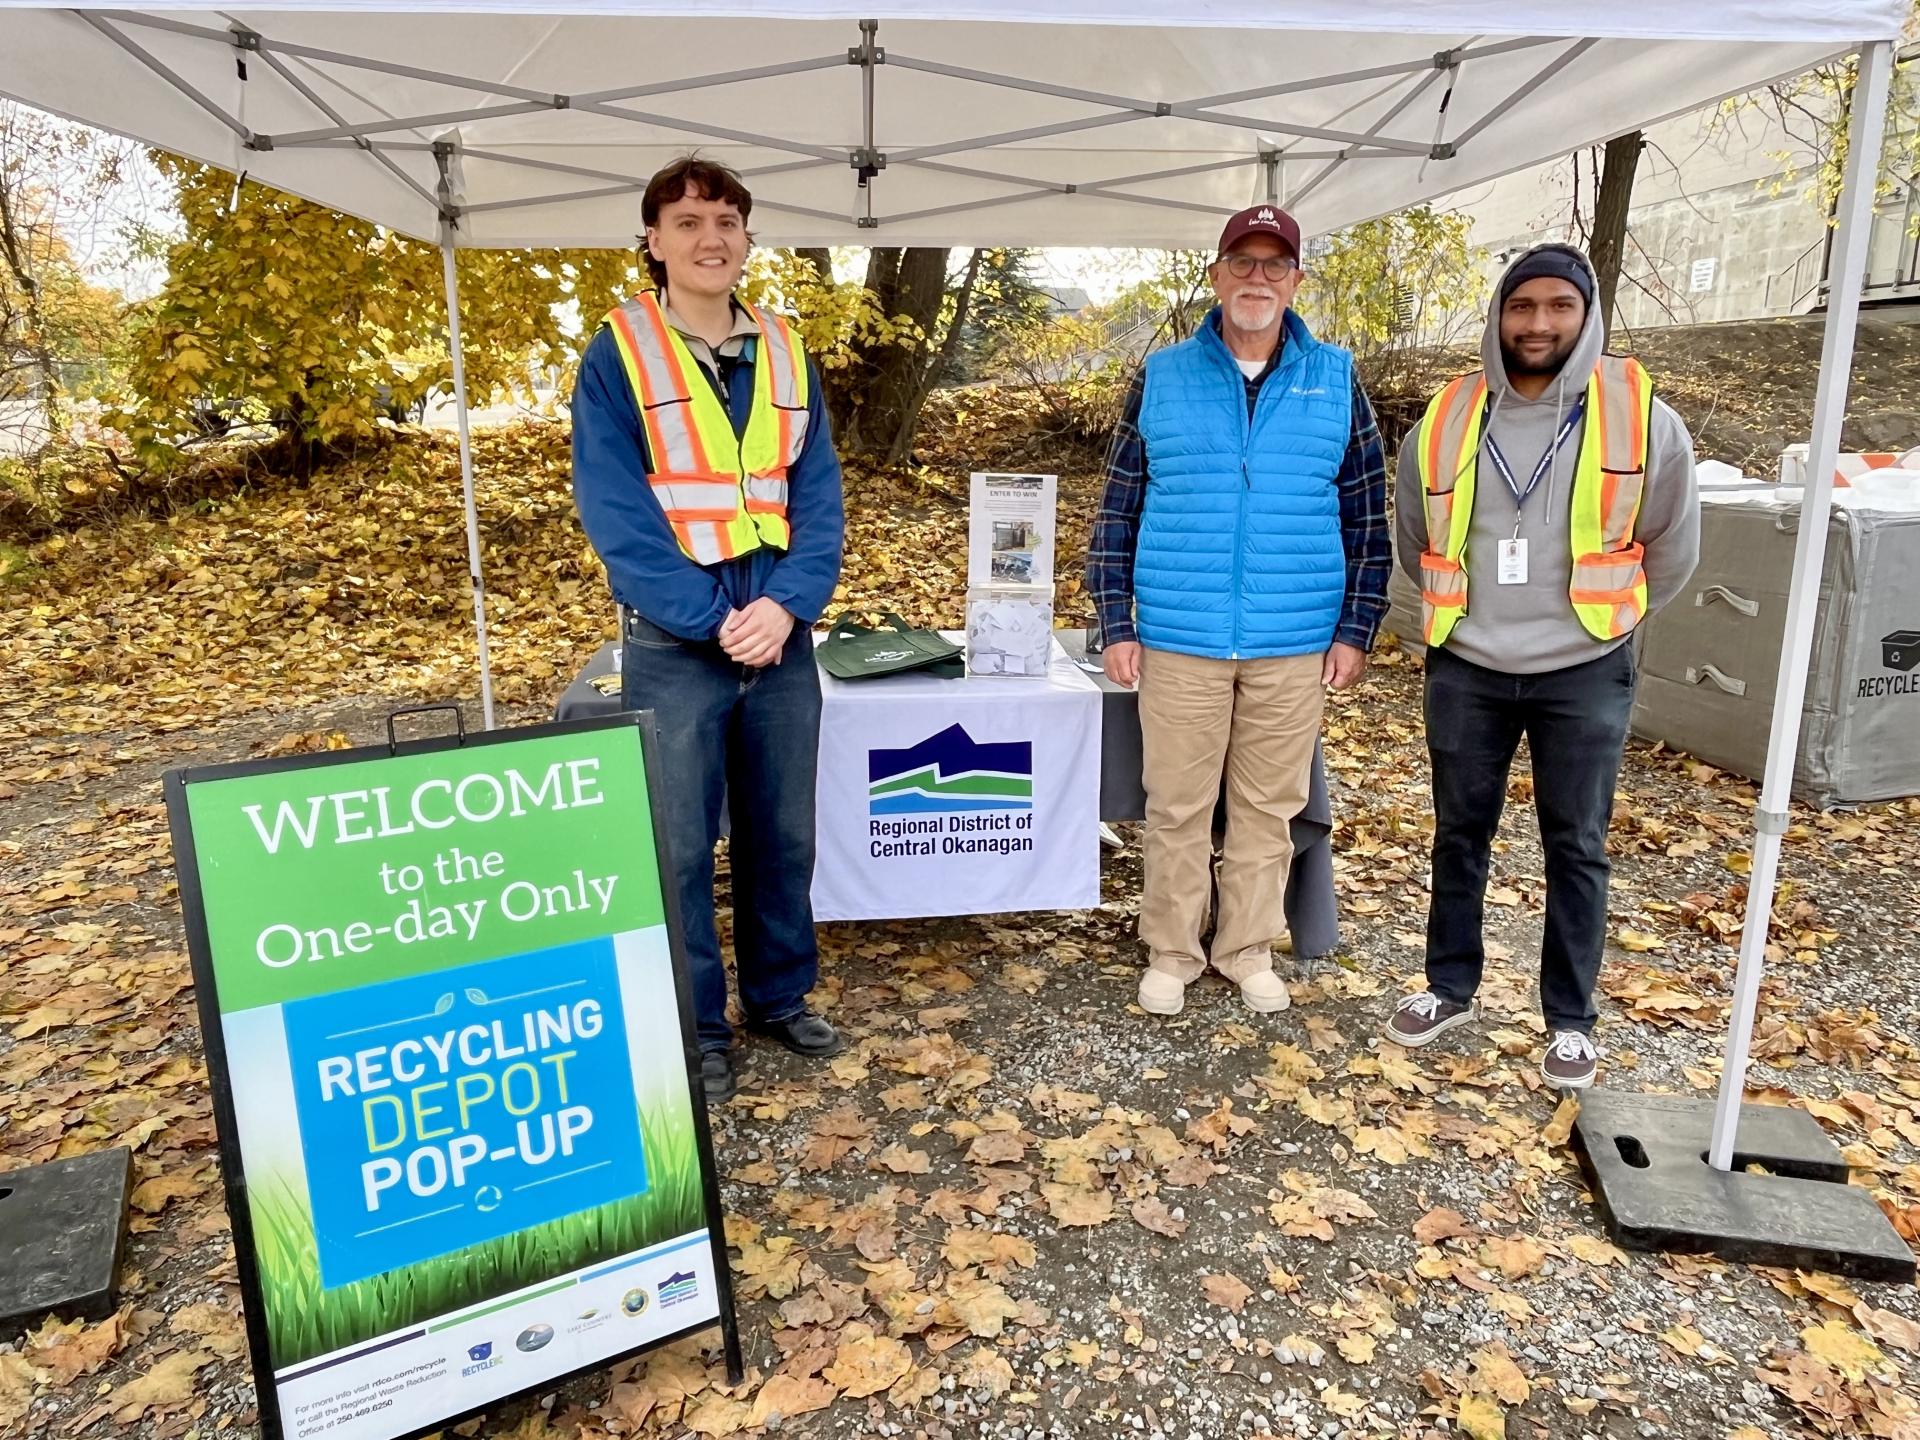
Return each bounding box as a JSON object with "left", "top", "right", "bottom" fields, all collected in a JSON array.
[
  {"left": 163, "top": 717, "right": 739, "bottom": 1440},
  {"left": 968, "top": 472, "right": 1057, "bottom": 588}
]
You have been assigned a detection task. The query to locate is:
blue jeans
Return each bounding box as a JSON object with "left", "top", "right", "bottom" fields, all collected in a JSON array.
[
  {"left": 621, "top": 611, "right": 822, "bottom": 1052},
  {"left": 1423, "top": 642, "right": 1636, "bottom": 1034}
]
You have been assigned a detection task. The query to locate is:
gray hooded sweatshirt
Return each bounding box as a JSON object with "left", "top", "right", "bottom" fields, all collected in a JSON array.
[{"left": 1394, "top": 244, "right": 1699, "bottom": 674}]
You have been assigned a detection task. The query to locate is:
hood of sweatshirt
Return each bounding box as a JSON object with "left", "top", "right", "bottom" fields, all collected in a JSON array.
[
  {"left": 1481, "top": 243, "right": 1605, "bottom": 402},
  {"left": 1475, "top": 242, "right": 1607, "bottom": 527}
]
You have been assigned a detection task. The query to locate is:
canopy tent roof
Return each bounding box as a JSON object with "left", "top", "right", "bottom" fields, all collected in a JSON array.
[{"left": 0, "top": 3, "right": 1907, "bottom": 250}]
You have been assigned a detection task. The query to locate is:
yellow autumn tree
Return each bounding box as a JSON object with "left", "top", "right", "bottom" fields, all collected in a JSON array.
[{"left": 119, "top": 155, "right": 640, "bottom": 464}]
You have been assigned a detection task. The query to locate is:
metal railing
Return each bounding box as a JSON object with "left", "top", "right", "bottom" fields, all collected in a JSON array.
[
  {"left": 1767, "top": 181, "right": 1920, "bottom": 313},
  {"left": 1765, "top": 239, "right": 1827, "bottom": 313}
]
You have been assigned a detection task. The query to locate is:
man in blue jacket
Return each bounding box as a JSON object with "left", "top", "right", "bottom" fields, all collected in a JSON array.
[
  {"left": 572, "top": 157, "right": 845, "bottom": 1103},
  {"left": 1087, "top": 205, "right": 1390, "bottom": 1019}
]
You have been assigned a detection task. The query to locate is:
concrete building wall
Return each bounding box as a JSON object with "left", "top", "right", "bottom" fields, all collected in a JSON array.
[{"left": 1431, "top": 96, "right": 1830, "bottom": 332}]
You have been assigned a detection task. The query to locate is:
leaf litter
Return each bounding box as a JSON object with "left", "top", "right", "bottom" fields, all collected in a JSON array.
[{"left": 1, "top": 417, "right": 1918, "bottom": 1439}]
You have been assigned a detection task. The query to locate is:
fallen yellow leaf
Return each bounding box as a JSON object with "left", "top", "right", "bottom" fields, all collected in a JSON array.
[
  {"left": 1456, "top": 1391, "right": 1506, "bottom": 1440},
  {"left": 1801, "top": 1319, "right": 1887, "bottom": 1382}
]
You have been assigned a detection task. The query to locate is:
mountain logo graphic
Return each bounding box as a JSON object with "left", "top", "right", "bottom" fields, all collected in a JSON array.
[{"left": 869, "top": 723, "right": 1032, "bottom": 815}]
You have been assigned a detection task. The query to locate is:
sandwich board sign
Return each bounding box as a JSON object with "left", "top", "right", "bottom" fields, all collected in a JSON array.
[{"left": 164, "top": 711, "right": 739, "bottom": 1440}]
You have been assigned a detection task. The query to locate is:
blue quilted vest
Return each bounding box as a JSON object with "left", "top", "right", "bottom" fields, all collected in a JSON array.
[{"left": 1135, "top": 307, "right": 1350, "bottom": 659}]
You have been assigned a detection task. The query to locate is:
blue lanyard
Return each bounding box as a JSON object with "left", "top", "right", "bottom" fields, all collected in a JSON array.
[{"left": 1483, "top": 401, "right": 1584, "bottom": 514}]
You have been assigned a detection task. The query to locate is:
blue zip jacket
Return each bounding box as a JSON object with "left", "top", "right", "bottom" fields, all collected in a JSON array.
[
  {"left": 1134, "top": 307, "right": 1349, "bottom": 658},
  {"left": 570, "top": 319, "right": 845, "bottom": 641}
]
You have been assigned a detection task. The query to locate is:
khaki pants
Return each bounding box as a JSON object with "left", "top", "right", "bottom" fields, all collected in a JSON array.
[{"left": 1138, "top": 646, "right": 1325, "bottom": 983}]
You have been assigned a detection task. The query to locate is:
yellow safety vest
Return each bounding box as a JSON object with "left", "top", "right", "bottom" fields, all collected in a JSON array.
[
  {"left": 1415, "top": 354, "right": 1656, "bottom": 649},
  {"left": 601, "top": 292, "right": 811, "bottom": 566}
]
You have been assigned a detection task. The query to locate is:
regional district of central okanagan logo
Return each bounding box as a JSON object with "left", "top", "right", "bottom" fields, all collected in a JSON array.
[{"left": 867, "top": 724, "right": 1033, "bottom": 816}]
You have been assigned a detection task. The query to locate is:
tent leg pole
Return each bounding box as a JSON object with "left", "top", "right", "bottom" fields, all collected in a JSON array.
[
  {"left": 1706, "top": 37, "right": 1893, "bottom": 1172},
  {"left": 441, "top": 227, "right": 497, "bottom": 731}
]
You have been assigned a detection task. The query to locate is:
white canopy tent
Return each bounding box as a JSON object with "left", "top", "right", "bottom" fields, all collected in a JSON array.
[
  {"left": 0, "top": 6, "right": 1894, "bottom": 249},
  {"left": 0, "top": 3, "right": 1907, "bottom": 1184}
]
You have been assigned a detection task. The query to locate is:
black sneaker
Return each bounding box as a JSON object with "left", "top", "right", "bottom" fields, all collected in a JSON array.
[
  {"left": 1383, "top": 991, "right": 1478, "bottom": 1048},
  {"left": 701, "top": 1049, "right": 738, "bottom": 1105},
  {"left": 745, "top": 1008, "right": 846, "bottom": 1058},
  {"left": 1541, "top": 1031, "right": 1599, "bottom": 1090}
]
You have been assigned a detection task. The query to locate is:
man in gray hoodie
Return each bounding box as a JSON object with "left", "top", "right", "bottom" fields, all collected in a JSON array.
[{"left": 1385, "top": 243, "right": 1698, "bottom": 1089}]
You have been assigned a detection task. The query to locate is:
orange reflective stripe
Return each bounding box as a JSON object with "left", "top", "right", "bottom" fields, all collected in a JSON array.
[
  {"left": 608, "top": 304, "right": 678, "bottom": 470},
  {"left": 635, "top": 297, "right": 712, "bottom": 474},
  {"left": 1592, "top": 355, "right": 1650, "bottom": 473},
  {"left": 670, "top": 520, "right": 722, "bottom": 565},
  {"left": 1424, "top": 377, "right": 1464, "bottom": 493},
  {"left": 1591, "top": 358, "right": 1611, "bottom": 470},
  {"left": 1569, "top": 586, "right": 1642, "bottom": 605},
  {"left": 743, "top": 474, "right": 789, "bottom": 514},
  {"left": 649, "top": 476, "right": 740, "bottom": 523},
  {"left": 1602, "top": 471, "right": 1645, "bottom": 547},
  {"left": 1623, "top": 357, "right": 1647, "bottom": 466}
]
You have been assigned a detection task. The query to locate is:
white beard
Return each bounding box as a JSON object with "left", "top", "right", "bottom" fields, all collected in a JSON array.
[{"left": 1228, "top": 293, "right": 1279, "bottom": 330}]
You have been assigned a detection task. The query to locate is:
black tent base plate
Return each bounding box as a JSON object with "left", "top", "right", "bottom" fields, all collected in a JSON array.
[
  {"left": 1571, "top": 1089, "right": 1914, "bottom": 1284},
  {"left": 0, "top": 1147, "right": 133, "bottom": 1336}
]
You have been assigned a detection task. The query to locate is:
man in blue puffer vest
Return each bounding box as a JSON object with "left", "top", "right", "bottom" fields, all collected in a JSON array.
[{"left": 1088, "top": 204, "right": 1391, "bottom": 1018}]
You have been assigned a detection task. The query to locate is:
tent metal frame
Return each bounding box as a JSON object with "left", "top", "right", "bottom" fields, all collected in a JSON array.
[
  {"left": 82, "top": 10, "right": 1572, "bottom": 233},
  {"left": 1706, "top": 36, "right": 1893, "bottom": 1170},
  {"left": 44, "top": 7, "right": 1906, "bottom": 1184}
]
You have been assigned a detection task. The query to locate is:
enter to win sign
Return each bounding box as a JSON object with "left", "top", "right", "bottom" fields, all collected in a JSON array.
[{"left": 167, "top": 716, "right": 739, "bottom": 1440}]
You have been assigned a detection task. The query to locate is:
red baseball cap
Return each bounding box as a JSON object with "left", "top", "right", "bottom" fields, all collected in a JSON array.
[{"left": 1216, "top": 204, "right": 1301, "bottom": 263}]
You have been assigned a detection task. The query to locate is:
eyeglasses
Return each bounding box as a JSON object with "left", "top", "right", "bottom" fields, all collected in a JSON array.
[{"left": 1219, "top": 254, "right": 1298, "bottom": 280}]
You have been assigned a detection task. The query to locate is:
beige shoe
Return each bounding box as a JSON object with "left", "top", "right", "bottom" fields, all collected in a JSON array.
[
  {"left": 1239, "top": 970, "right": 1291, "bottom": 1014},
  {"left": 1137, "top": 969, "right": 1187, "bottom": 1016}
]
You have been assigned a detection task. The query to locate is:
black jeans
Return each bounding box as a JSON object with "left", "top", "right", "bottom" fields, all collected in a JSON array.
[
  {"left": 622, "top": 611, "right": 823, "bottom": 1052},
  {"left": 1423, "top": 642, "right": 1636, "bottom": 1034}
]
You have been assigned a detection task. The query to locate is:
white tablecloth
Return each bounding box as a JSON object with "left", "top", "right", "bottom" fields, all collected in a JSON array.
[{"left": 810, "top": 635, "right": 1101, "bottom": 922}]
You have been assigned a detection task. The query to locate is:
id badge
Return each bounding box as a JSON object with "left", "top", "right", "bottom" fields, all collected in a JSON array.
[{"left": 1497, "top": 537, "right": 1529, "bottom": 585}]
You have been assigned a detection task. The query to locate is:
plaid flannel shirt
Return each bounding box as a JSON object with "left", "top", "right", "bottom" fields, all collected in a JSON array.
[{"left": 1086, "top": 342, "right": 1391, "bottom": 653}]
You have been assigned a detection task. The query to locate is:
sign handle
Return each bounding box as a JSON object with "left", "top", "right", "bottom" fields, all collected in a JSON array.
[{"left": 385, "top": 702, "right": 468, "bottom": 755}]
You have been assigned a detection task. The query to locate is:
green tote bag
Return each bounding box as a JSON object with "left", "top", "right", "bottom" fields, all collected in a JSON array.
[{"left": 815, "top": 612, "right": 964, "bottom": 681}]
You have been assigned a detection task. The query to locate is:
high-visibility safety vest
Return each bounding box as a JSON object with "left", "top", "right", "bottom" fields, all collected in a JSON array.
[
  {"left": 1415, "top": 354, "right": 1655, "bottom": 649},
  {"left": 601, "top": 292, "right": 810, "bottom": 566}
]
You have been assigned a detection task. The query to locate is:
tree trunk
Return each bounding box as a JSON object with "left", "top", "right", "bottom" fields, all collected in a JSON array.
[
  {"left": 1591, "top": 130, "right": 1643, "bottom": 331},
  {"left": 0, "top": 174, "right": 63, "bottom": 437},
  {"left": 885, "top": 247, "right": 985, "bottom": 467},
  {"left": 840, "top": 246, "right": 951, "bottom": 460},
  {"left": 784, "top": 247, "right": 854, "bottom": 428}
]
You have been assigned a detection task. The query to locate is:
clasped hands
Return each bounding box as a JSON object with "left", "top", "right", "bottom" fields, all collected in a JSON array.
[{"left": 719, "top": 596, "right": 795, "bottom": 667}]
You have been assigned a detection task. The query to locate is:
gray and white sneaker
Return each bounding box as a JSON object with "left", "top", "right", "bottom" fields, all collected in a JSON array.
[
  {"left": 1384, "top": 991, "right": 1478, "bottom": 1048},
  {"left": 1541, "top": 1030, "right": 1599, "bottom": 1090}
]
